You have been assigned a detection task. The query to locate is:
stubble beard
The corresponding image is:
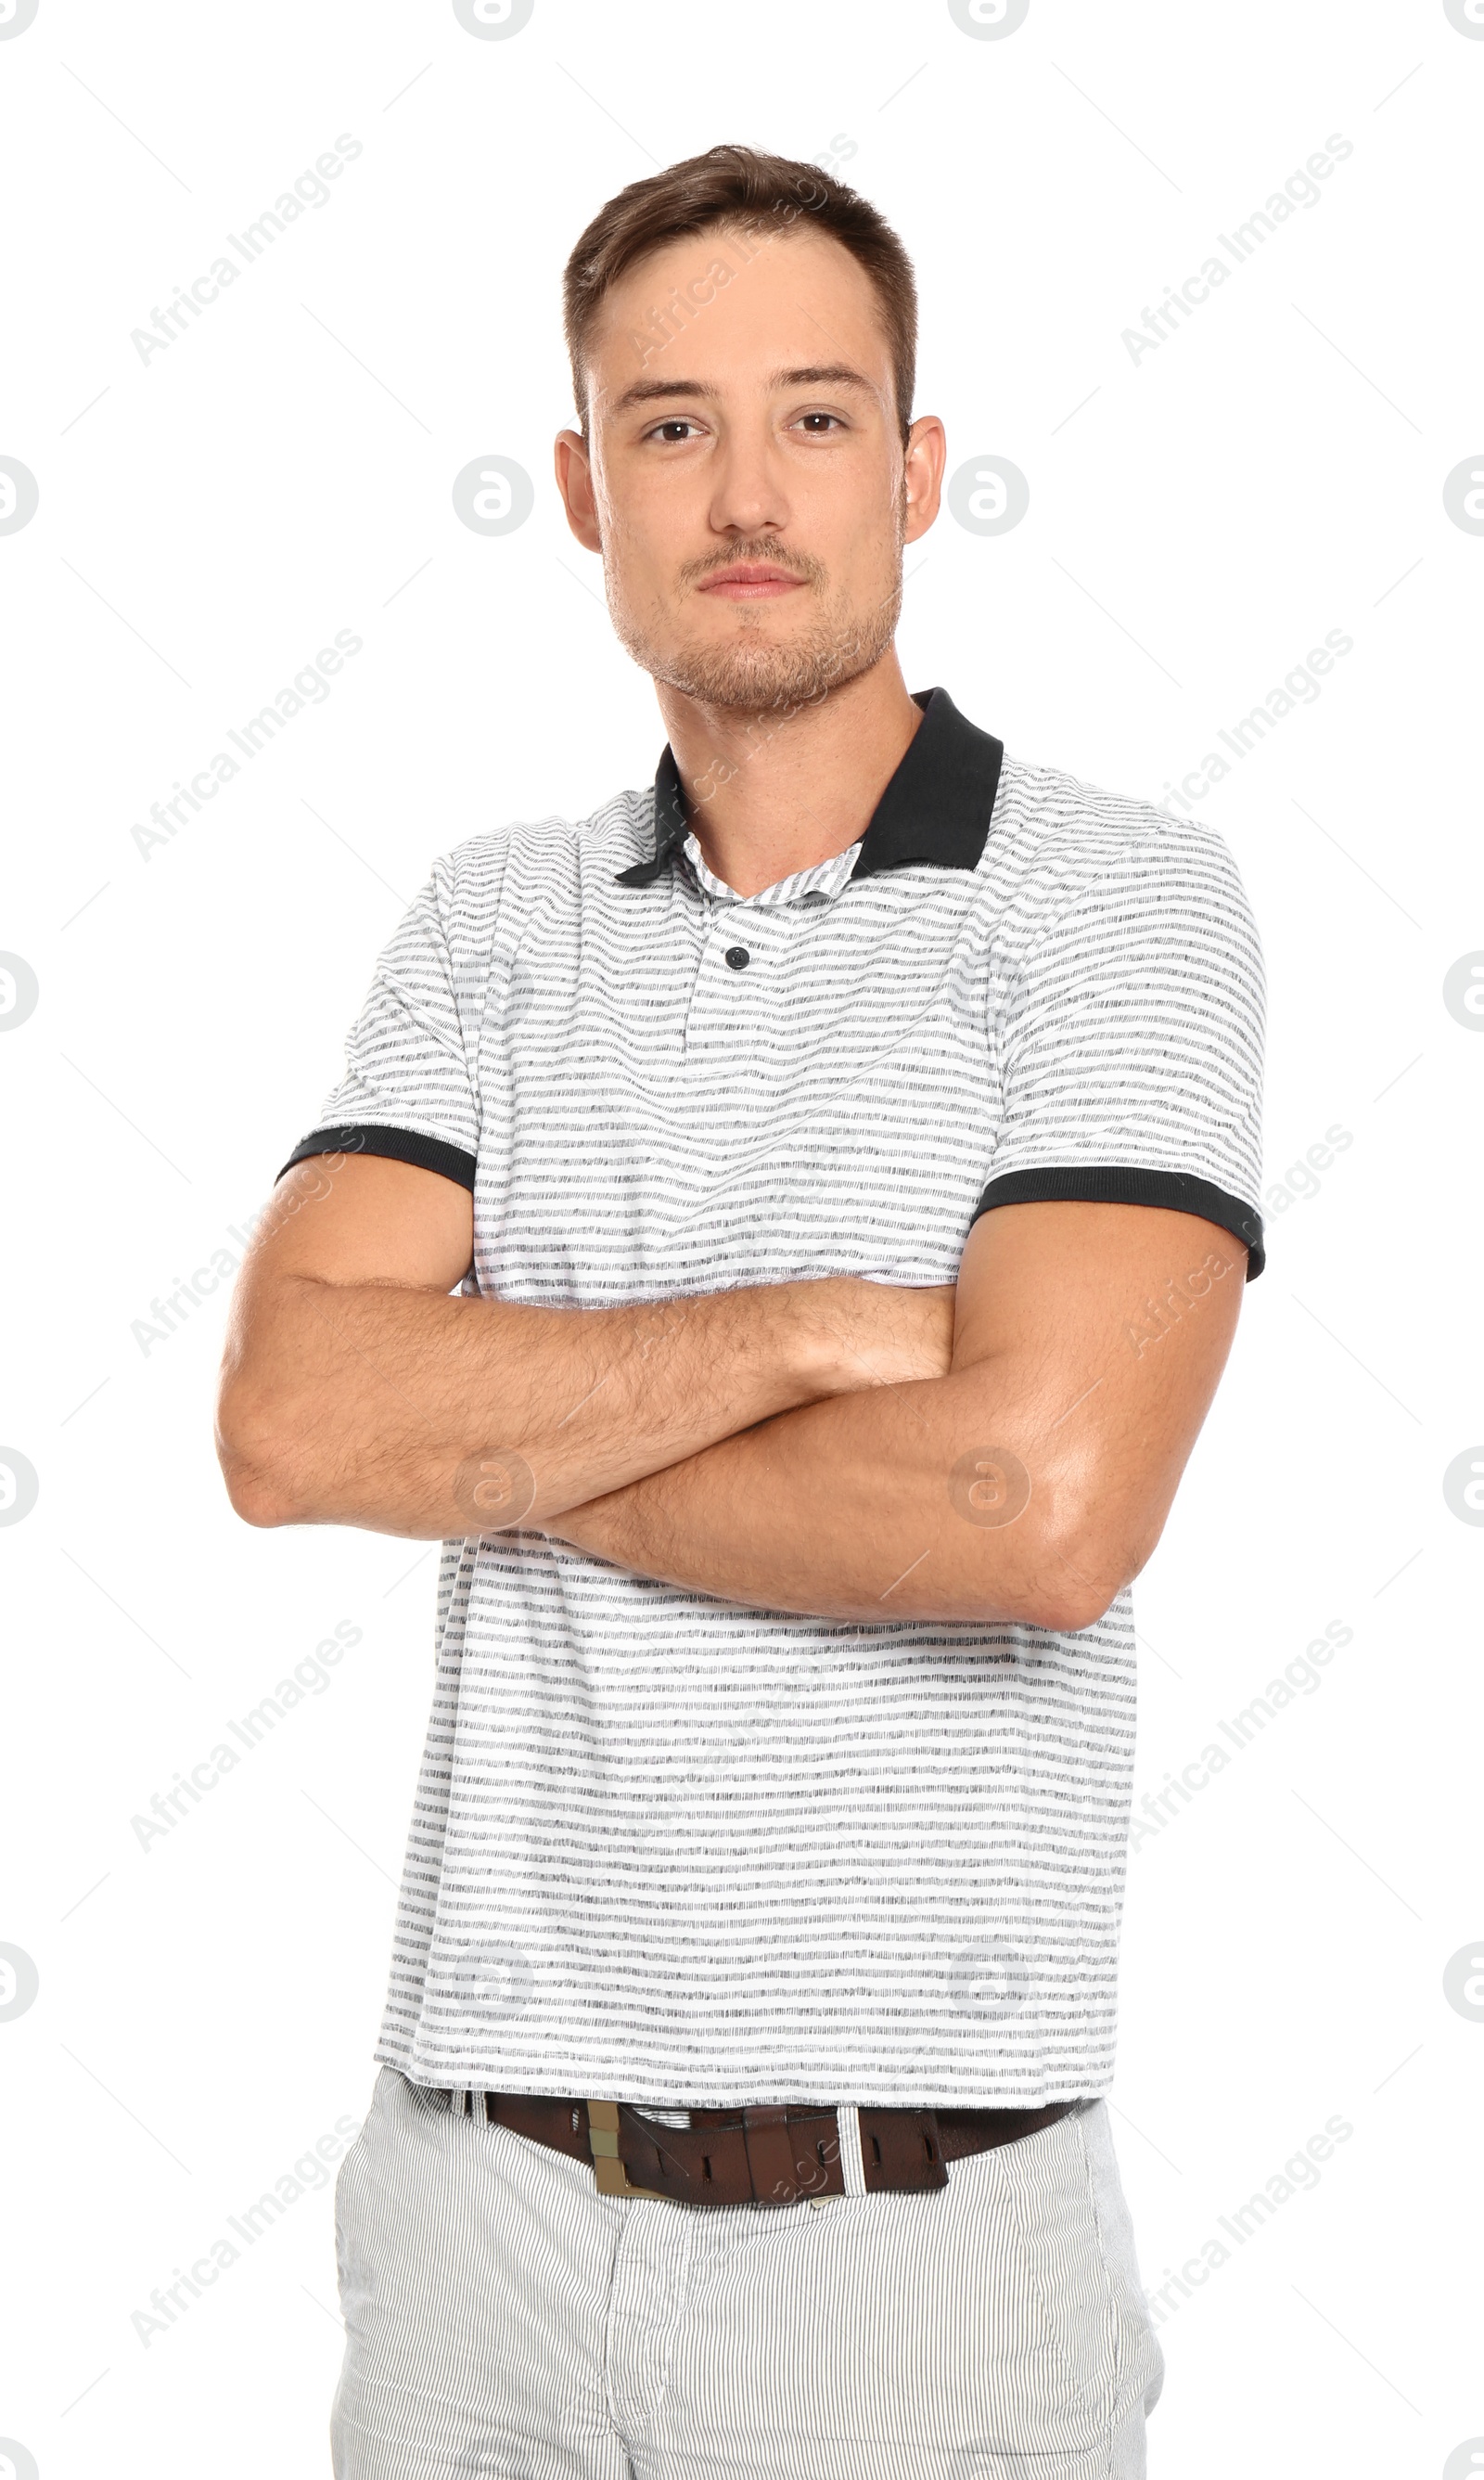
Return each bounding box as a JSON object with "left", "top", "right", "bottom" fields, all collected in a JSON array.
[{"left": 605, "top": 528, "right": 906, "bottom": 721}]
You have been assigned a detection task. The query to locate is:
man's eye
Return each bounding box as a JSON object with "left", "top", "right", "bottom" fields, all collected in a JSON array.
[
  {"left": 797, "top": 412, "right": 845, "bottom": 432},
  {"left": 648, "top": 420, "right": 699, "bottom": 443}
]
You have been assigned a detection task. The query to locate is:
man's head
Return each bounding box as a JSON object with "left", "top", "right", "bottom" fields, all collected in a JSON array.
[{"left": 554, "top": 144, "right": 944, "bottom": 719}]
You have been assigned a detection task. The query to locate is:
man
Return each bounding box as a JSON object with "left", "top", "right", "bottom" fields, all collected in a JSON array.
[{"left": 217, "top": 143, "right": 1264, "bottom": 2478}]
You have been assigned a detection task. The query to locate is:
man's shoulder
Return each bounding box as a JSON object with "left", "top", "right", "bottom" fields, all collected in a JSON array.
[
  {"left": 995, "top": 748, "right": 1241, "bottom": 879},
  {"left": 424, "top": 785, "right": 657, "bottom": 920},
  {"left": 987, "top": 749, "right": 1255, "bottom": 936}
]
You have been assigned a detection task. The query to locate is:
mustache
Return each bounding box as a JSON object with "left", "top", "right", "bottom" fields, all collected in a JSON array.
[{"left": 681, "top": 546, "right": 825, "bottom": 588}]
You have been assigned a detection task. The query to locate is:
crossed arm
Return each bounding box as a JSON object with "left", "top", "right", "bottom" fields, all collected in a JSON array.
[{"left": 216, "top": 1153, "right": 1246, "bottom": 1631}]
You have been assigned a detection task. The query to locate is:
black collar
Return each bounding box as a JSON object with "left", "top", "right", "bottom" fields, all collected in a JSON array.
[{"left": 614, "top": 687, "right": 1004, "bottom": 889}]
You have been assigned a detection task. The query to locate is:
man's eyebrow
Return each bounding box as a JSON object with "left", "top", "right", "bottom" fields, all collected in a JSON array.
[
  {"left": 606, "top": 377, "right": 722, "bottom": 418},
  {"left": 767, "top": 364, "right": 876, "bottom": 393},
  {"left": 607, "top": 364, "right": 877, "bottom": 420}
]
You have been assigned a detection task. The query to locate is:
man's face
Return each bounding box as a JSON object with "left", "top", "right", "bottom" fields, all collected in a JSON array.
[{"left": 558, "top": 223, "right": 940, "bottom": 715}]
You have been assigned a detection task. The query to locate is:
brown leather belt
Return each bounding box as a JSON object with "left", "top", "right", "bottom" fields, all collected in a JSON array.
[{"left": 448, "top": 2089, "right": 1079, "bottom": 2208}]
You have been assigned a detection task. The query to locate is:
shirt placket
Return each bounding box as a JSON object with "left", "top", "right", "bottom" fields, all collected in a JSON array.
[{"left": 679, "top": 882, "right": 758, "bottom": 1057}]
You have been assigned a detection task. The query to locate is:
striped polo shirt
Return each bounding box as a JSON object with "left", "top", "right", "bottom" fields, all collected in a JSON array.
[{"left": 279, "top": 685, "right": 1265, "bottom": 2108}]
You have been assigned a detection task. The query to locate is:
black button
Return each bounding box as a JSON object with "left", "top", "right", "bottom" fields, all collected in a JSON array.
[{"left": 724, "top": 945, "right": 750, "bottom": 970}]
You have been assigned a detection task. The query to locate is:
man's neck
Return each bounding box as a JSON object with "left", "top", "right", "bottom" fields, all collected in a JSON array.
[{"left": 656, "top": 655, "right": 926, "bottom": 898}]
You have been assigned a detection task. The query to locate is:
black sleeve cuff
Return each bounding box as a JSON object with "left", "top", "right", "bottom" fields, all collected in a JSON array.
[
  {"left": 275, "top": 1124, "right": 479, "bottom": 1192},
  {"left": 971, "top": 1164, "right": 1265, "bottom": 1279}
]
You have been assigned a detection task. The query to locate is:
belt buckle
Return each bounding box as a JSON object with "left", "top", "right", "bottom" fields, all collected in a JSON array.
[{"left": 586, "top": 2100, "right": 671, "bottom": 2202}]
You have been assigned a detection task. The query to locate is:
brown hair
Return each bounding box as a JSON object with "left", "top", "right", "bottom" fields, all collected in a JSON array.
[{"left": 562, "top": 143, "right": 918, "bottom": 449}]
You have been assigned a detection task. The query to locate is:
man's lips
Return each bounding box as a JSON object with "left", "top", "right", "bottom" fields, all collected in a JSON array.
[{"left": 697, "top": 563, "right": 807, "bottom": 601}]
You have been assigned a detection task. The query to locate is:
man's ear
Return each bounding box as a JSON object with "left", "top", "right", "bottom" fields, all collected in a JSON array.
[
  {"left": 902, "top": 412, "right": 947, "bottom": 547},
  {"left": 554, "top": 429, "right": 603, "bottom": 553}
]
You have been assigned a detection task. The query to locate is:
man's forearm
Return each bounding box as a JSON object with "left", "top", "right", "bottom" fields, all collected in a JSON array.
[
  {"left": 218, "top": 1268, "right": 950, "bottom": 1537},
  {"left": 541, "top": 1205, "right": 1245, "bottom": 1629},
  {"left": 540, "top": 1366, "right": 1112, "bottom": 1632}
]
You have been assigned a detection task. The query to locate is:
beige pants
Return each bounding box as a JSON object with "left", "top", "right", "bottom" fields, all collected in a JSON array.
[{"left": 332, "top": 2066, "right": 1164, "bottom": 2478}]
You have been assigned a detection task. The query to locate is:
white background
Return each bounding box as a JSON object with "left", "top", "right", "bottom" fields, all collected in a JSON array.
[{"left": 2, "top": 1, "right": 1481, "bottom": 2474}]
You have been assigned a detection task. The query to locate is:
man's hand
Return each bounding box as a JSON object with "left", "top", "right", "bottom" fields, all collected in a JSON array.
[
  {"left": 540, "top": 1199, "right": 1247, "bottom": 1632},
  {"left": 214, "top": 1152, "right": 955, "bottom": 1535}
]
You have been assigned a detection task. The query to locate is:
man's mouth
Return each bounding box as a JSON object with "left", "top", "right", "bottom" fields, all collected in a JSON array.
[{"left": 697, "top": 562, "right": 807, "bottom": 602}]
